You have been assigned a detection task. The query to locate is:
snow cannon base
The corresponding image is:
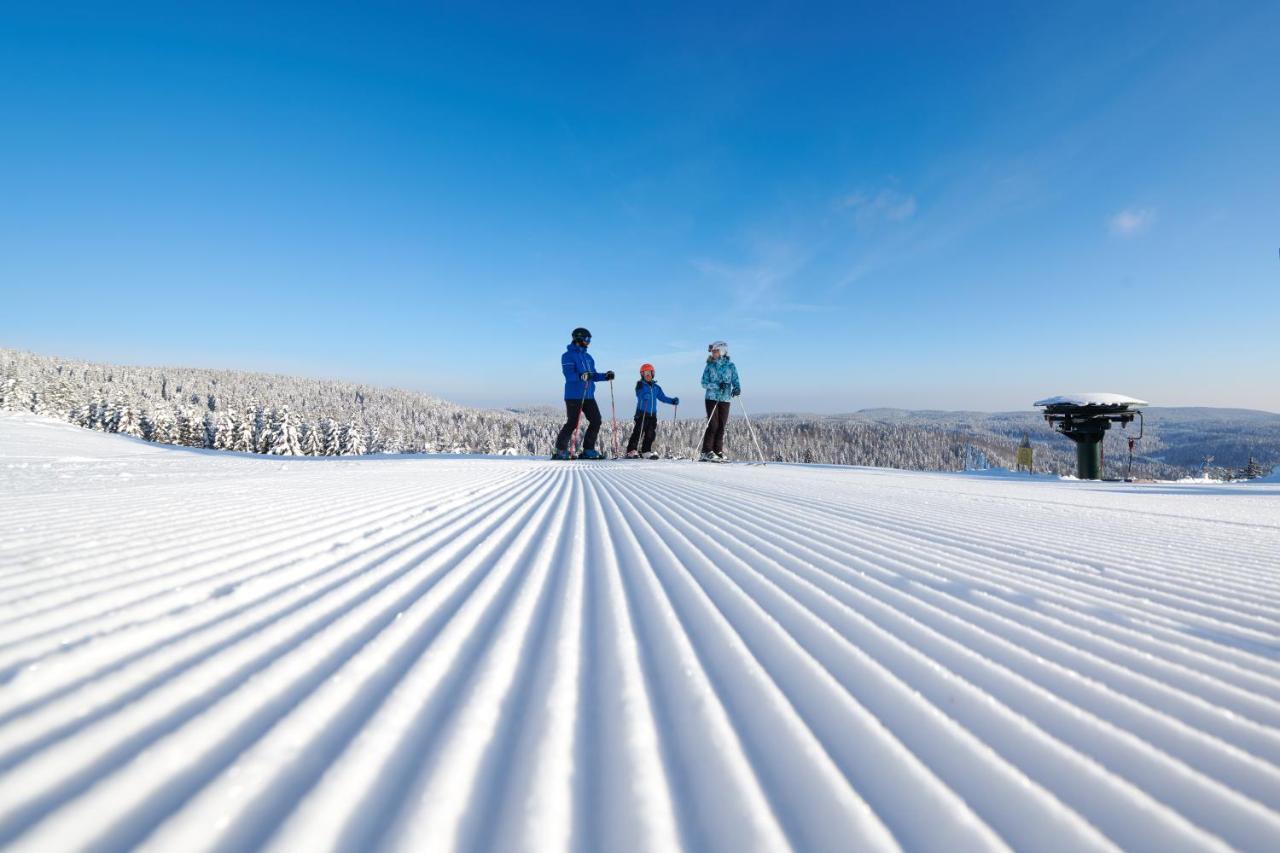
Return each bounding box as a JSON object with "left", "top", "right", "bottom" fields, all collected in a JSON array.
[{"left": 1034, "top": 394, "right": 1147, "bottom": 481}]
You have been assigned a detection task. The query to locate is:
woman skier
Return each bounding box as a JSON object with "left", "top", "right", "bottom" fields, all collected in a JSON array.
[
  {"left": 626, "top": 363, "right": 678, "bottom": 458},
  {"left": 553, "top": 327, "right": 614, "bottom": 459},
  {"left": 699, "top": 340, "right": 739, "bottom": 461}
]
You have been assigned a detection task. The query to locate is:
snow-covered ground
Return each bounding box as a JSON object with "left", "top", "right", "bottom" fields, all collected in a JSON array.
[{"left": 2, "top": 411, "right": 1278, "bottom": 852}]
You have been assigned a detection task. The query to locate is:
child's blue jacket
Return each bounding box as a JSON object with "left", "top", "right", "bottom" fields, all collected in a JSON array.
[{"left": 634, "top": 380, "right": 677, "bottom": 415}]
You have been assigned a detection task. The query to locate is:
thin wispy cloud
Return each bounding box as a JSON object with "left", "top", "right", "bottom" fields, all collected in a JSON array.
[
  {"left": 839, "top": 188, "right": 918, "bottom": 226},
  {"left": 690, "top": 240, "right": 809, "bottom": 312},
  {"left": 1109, "top": 207, "right": 1155, "bottom": 236}
]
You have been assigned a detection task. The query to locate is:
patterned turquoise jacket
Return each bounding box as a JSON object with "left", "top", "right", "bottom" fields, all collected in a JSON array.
[{"left": 701, "top": 356, "right": 740, "bottom": 403}]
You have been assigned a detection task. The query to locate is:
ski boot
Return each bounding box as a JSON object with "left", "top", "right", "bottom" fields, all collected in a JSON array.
[
  {"left": 698, "top": 451, "right": 715, "bottom": 462},
  {"left": 551, "top": 449, "right": 572, "bottom": 461},
  {"left": 625, "top": 449, "right": 640, "bottom": 459},
  {"left": 579, "top": 449, "right": 606, "bottom": 460},
  {"left": 643, "top": 451, "right": 659, "bottom": 460}
]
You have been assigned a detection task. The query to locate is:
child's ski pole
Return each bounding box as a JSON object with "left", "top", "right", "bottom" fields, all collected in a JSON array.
[
  {"left": 609, "top": 378, "right": 620, "bottom": 459},
  {"left": 668, "top": 402, "right": 676, "bottom": 458}
]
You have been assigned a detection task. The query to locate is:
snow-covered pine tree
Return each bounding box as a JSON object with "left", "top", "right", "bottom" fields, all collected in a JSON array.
[
  {"left": 268, "top": 406, "right": 303, "bottom": 456},
  {"left": 117, "top": 404, "right": 144, "bottom": 438},
  {"left": 30, "top": 389, "right": 56, "bottom": 418},
  {"left": 232, "top": 407, "right": 256, "bottom": 452},
  {"left": 1243, "top": 456, "right": 1266, "bottom": 479},
  {"left": 254, "top": 405, "right": 270, "bottom": 453},
  {"left": 380, "top": 428, "right": 403, "bottom": 455},
  {"left": 186, "top": 409, "right": 206, "bottom": 447},
  {"left": 301, "top": 422, "right": 323, "bottom": 456},
  {"left": 341, "top": 419, "right": 367, "bottom": 455},
  {"left": 90, "top": 394, "right": 113, "bottom": 430},
  {"left": 364, "top": 422, "right": 382, "bottom": 455},
  {"left": 147, "top": 410, "right": 173, "bottom": 444},
  {"left": 0, "top": 373, "right": 22, "bottom": 411},
  {"left": 33, "top": 379, "right": 70, "bottom": 418},
  {"left": 199, "top": 412, "right": 214, "bottom": 448},
  {"left": 321, "top": 418, "right": 341, "bottom": 456},
  {"left": 214, "top": 409, "right": 236, "bottom": 450},
  {"left": 101, "top": 398, "right": 122, "bottom": 433},
  {"left": 175, "top": 408, "right": 208, "bottom": 448},
  {"left": 174, "top": 409, "right": 195, "bottom": 446},
  {"left": 50, "top": 379, "right": 74, "bottom": 418}
]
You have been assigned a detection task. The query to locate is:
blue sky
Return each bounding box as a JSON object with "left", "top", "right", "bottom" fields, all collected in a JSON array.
[{"left": 2, "top": 1, "right": 1277, "bottom": 412}]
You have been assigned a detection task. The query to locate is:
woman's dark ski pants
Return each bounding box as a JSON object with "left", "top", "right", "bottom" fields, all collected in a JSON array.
[
  {"left": 556, "top": 398, "right": 602, "bottom": 452},
  {"left": 702, "top": 400, "right": 730, "bottom": 453}
]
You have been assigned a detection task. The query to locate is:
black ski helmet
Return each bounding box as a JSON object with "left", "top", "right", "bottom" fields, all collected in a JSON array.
[{"left": 571, "top": 327, "right": 592, "bottom": 345}]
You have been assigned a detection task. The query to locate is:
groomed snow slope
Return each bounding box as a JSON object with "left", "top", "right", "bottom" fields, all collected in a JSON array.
[{"left": 2, "top": 413, "right": 1279, "bottom": 852}]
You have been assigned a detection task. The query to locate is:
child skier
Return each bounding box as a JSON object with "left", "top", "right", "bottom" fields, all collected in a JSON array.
[{"left": 626, "top": 363, "right": 678, "bottom": 458}]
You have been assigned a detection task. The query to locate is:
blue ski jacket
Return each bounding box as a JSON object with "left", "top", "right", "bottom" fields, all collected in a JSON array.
[
  {"left": 634, "top": 380, "right": 677, "bottom": 415},
  {"left": 561, "top": 344, "right": 607, "bottom": 400},
  {"left": 701, "top": 356, "right": 740, "bottom": 402}
]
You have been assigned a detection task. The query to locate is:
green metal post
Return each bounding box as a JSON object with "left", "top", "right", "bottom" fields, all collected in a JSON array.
[{"left": 1075, "top": 436, "right": 1103, "bottom": 480}]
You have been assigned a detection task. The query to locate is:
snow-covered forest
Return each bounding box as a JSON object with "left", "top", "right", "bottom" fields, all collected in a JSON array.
[
  {"left": 0, "top": 347, "right": 1241, "bottom": 478},
  {"left": 0, "top": 348, "right": 552, "bottom": 457}
]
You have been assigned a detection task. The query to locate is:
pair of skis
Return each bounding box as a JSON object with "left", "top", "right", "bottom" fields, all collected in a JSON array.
[{"left": 696, "top": 455, "right": 765, "bottom": 467}]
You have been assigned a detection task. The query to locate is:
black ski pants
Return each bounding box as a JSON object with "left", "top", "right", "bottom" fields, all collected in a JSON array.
[
  {"left": 702, "top": 399, "right": 730, "bottom": 453},
  {"left": 556, "top": 398, "right": 602, "bottom": 452},
  {"left": 626, "top": 412, "right": 657, "bottom": 453}
]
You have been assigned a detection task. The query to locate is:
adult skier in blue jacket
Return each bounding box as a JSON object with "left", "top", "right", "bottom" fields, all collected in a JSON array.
[
  {"left": 625, "top": 363, "right": 678, "bottom": 458},
  {"left": 699, "top": 340, "right": 739, "bottom": 461},
  {"left": 553, "top": 327, "right": 614, "bottom": 459}
]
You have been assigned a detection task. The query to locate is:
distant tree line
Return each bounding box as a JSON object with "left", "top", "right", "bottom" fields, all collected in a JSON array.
[
  {"left": 4, "top": 347, "right": 1266, "bottom": 479},
  {"left": 1, "top": 348, "right": 553, "bottom": 457}
]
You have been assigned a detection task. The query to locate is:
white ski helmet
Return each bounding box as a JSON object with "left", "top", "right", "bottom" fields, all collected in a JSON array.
[{"left": 708, "top": 340, "right": 728, "bottom": 356}]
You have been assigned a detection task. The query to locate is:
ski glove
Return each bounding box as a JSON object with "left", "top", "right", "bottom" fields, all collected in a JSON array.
[
  {"left": 580, "top": 372, "right": 591, "bottom": 382},
  {"left": 672, "top": 397, "right": 680, "bottom": 406},
  {"left": 605, "top": 370, "right": 615, "bottom": 381},
  {"left": 732, "top": 387, "right": 740, "bottom": 397}
]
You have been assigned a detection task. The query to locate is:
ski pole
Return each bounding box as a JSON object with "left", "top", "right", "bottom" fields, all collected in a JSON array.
[
  {"left": 668, "top": 402, "right": 676, "bottom": 458},
  {"left": 737, "top": 395, "right": 768, "bottom": 465},
  {"left": 691, "top": 400, "right": 718, "bottom": 461},
  {"left": 609, "top": 378, "right": 620, "bottom": 459}
]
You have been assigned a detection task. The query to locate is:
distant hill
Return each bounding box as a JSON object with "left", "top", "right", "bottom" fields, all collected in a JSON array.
[{"left": 835, "top": 406, "right": 1280, "bottom": 477}]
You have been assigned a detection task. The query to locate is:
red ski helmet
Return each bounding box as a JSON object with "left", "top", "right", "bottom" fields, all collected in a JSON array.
[{"left": 639, "top": 363, "right": 655, "bottom": 378}]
